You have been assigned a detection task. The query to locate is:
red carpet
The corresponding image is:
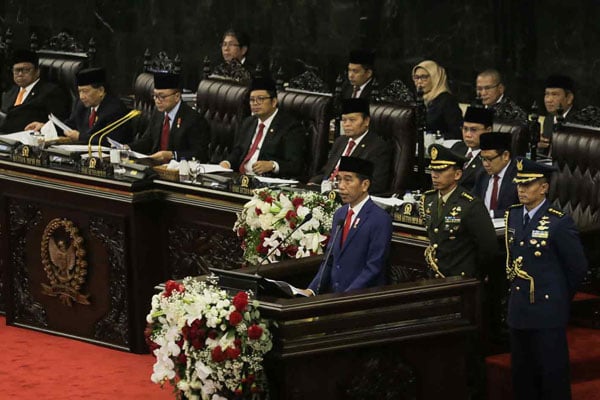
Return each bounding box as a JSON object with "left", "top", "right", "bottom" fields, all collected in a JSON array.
[
  {"left": 486, "top": 327, "right": 600, "bottom": 400},
  {"left": 0, "top": 316, "right": 173, "bottom": 399}
]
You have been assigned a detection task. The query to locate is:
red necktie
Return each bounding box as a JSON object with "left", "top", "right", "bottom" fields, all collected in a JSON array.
[
  {"left": 352, "top": 86, "right": 359, "bottom": 98},
  {"left": 239, "top": 123, "right": 265, "bottom": 173},
  {"left": 160, "top": 113, "right": 170, "bottom": 151},
  {"left": 14, "top": 88, "right": 26, "bottom": 106},
  {"left": 490, "top": 174, "right": 500, "bottom": 211},
  {"left": 330, "top": 139, "right": 357, "bottom": 180},
  {"left": 341, "top": 209, "right": 354, "bottom": 245},
  {"left": 88, "top": 108, "right": 97, "bottom": 128},
  {"left": 463, "top": 150, "right": 473, "bottom": 170}
]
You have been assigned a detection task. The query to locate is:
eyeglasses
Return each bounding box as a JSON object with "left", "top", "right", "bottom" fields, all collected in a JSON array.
[
  {"left": 412, "top": 74, "right": 430, "bottom": 81},
  {"left": 221, "top": 41, "right": 241, "bottom": 48},
  {"left": 13, "top": 67, "right": 34, "bottom": 75},
  {"left": 476, "top": 84, "right": 500, "bottom": 92},
  {"left": 461, "top": 126, "right": 486, "bottom": 133},
  {"left": 249, "top": 96, "right": 272, "bottom": 105},
  {"left": 479, "top": 153, "right": 503, "bottom": 163},
  {"left": 153, "top": 92, "right": 177, "bottom": 101}
]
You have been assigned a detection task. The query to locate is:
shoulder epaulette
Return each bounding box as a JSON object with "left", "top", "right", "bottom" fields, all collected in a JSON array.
[
  {"left": 424, "top": 189, "right": 437, "bottom": 195},
  {"left": 460, "top": 191, "right": 474, "bottom": 201},
  {"left": 508, "top": 203, "right": 523, "bottom": 209},
  {"left": 548, "top": 207, "right": 565, "bottom": 217}
]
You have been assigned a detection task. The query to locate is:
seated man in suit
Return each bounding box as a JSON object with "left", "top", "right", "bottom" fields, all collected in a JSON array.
[
  {"left": 341, "top": 49, "right": 375, "bottom": 99},
  {"left": 129, "top": 72, "right": 210, "bottom": 163},
  {"left": 303, "top": 157, "right": 392, "bottom": 295},
  {"left": 1, "top": 49, "right": 69, "bottom": 133},
  {"left": 473, "top": 132, "right": 519, "bottom": 218},
  {"left": 219, "top": 77, "right": 306, "bottom": 178},
  {"left": 220, "top": 28, "right": 253, "bottom": 71},
  {"left": 452, "top": 106, "right": 493, "bottom": 191},
  {"left": 539, "top": 74, "right": 576, "bottom": 155},
  {"left": 475, "top": 69, "right": 527, "bottom": 121},
  {"left": 308, "top": 98, "right": 391, "bottom": 194},
  {"left": 28, "top": 67, "right": 132, "bottom": 145}
]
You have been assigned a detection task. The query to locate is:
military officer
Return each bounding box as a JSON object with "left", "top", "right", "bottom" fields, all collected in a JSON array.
[
  {"left": 421, "top": 144, "right": 498, "bottom": 279},
  {"left": 506, "top": 157, "right": 587, "bottom": 400}
]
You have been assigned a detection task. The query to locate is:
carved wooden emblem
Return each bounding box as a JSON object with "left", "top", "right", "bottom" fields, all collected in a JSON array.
[
  {"left": 88, "top": 157, "right": 97, "bottom": 169},
  {"left": 21, "top": 145, "right": 30, "bottom": 157},
  {"left": 40, "top": 218, "right": 90, "bottom": 306}
]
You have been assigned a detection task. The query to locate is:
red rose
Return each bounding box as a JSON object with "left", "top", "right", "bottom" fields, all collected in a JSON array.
[
  {"left": 211, "top": 346, "right": 226, "bottom": 362},
  {"left": 285, "top": 210, "right": 297, "bottom": 221},
  {"left": 177, "top": 352, "right": 187, "bottom": 364},
  {"left": 191, "top": 337, "right": 204, "bottom": 350},
  {"left": 292, "top": 197, "right": 304, "bottom": 208},
  {"left": 259, "top": 230, "right": 272, "bottom": 240},
  {"left": 228, "top": 311, "right": 243, "bottom": 326},
  {"left": 208, "top": 330, "right": 218, "bottom": 340},
  {"left": 234, "top": 386, "right": 243, "bottom": 396},
  {"left": 247, "top": 324, "right": 263, "bottom": 340},
  {"left": 289, "top": 221, "right": 296, "bottom": 229},
  {"left": 237, "top": 227, "right": 247, "bottom": 238},
  {"left": 176, "top": 338, "right": 184, "bottom": 349},
  {"left": 234, "top": 338, "right": 242, "bottom": 347},
  {"left": 225, "top": 346, "right": 241, "bottom": 359},
  {"left": 233, "top": 292, "right": 249, "bottom": 311},
  {"left": 264, "top": 195, "right": 274, "bottom": 204},
  {"left": 163, "top": 280, "right": 185, "bottom": 297},
  {"left": 285, "top": 245, "right": 298, "bottom": 257},
  {"left": 255, "top": 207, "right": 262, "bottom": 215}
]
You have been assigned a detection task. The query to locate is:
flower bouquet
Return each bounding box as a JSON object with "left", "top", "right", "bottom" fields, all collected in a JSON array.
[
  {"left": 234, "top": 188, "right": 339, "bottom": 265},
  {"left": 146, "top": 277, "right": 273, "bottom": 400}
]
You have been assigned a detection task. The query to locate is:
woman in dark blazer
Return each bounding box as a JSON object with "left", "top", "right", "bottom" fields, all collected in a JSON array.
[{"left": 412, "top": 60, "right": 463, "bottom": 140}]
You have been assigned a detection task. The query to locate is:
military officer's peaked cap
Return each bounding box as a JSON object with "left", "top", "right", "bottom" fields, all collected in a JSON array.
[
  {"left": 428, "top": 144, "right": 467, "bottom": 170},
  {"left": 513, "top": 157, "right": 557, "bottom": 184},
  {"left": 339, "top": 156, "right": 374, "bottom": 178}
]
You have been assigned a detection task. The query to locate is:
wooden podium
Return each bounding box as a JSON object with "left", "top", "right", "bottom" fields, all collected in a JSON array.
[{"left": 253, "top": 261, "right": 481, "bottom": 400}]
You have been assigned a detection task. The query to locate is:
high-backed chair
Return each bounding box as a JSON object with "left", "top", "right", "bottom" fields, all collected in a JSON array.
[
  {"left": 550, "top": 124, "right": 600, "bottom": 286},
  {"left": 31, "top": 32, "right": 94, "bottom": 110},
  {"left": 369, "top": 102, "right": 416, "bottom": 194}
]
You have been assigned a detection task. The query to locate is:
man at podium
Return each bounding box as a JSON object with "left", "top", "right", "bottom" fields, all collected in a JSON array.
[{"left": 303, "top": 156, "right": 392, "bottom": 295}]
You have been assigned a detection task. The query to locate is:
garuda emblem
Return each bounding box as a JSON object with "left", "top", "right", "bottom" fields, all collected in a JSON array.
[{"left": 40, "top": 218, "right": 90, "bottom": 306}]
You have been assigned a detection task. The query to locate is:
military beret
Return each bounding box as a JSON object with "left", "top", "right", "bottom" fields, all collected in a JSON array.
[
  {"left": 480, "top": 132, "right": 512, "bottom": 151},
  {"left": 545, "top": 74, "right": 574, "bottom": 92},
  {"left": 339, "top": 156, "right": 374, "bottom": 178},
  {"left": 76, "top": 67, "right": 106, "bottom": 86},
  {"left": 349, "top": 49, "right": 375, "bottom": 67},
  {"left": 250, "top": 77, "right": 277, "bottom": 93},
  {"left": 463, "top": 106, "right": 494, "bottom": 127},
  {"left": 153, "top": 72, "right": 181, "bottom": 90},
  {"left": 428, "top": 144, "right": 467, "bottom": 170},
  {"left": 513, "top": 157, "right": 557, "bottom": 184},
  {"left": 12, "top": 49, "right": 39, "bottom": 67},
  {"left": 341, "top": 98, "right": 370, "bottom": 116}
]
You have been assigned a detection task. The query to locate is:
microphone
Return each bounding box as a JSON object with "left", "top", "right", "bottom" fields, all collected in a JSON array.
[
  {"left": 254, "top": 213, "right": 313, "bottom": 276},
  {"left": 315, "top": 218, "right": 344, "bottom": 295},
  {"left": 87, "top": 110, "right": 141, "bottom": 159}
]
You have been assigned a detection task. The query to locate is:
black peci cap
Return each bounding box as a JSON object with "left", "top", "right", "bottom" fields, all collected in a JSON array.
[{"left": 339, "top": 156, "right": 374, "bottom": 178}]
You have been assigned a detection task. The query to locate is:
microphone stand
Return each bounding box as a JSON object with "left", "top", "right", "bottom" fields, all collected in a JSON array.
[
  {"left": 315, "top": 219, "right": 344, "bottom": 295},
  {"left": 254, "top": 213, "right": 313, "bottom": 277},
  {"left": 87, "top": 109, "right": 141, "bottom": 159}
]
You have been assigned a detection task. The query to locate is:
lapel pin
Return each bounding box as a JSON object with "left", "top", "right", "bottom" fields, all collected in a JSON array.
[
  {"left": 176, "top": 117, "right": 181, "bottom": 128},
  {"left": 353, "top": 218, "right": 360, "bottom": 228}
]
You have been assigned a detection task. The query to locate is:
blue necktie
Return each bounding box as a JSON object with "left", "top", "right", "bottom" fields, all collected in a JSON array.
[{"left": 523, "top": 213, "right": 530, "bottom": 228}]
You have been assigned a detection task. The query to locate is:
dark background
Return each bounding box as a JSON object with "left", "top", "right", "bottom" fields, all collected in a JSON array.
[{"left": 2, "top": 0, "right": 599, "bottom": 112}]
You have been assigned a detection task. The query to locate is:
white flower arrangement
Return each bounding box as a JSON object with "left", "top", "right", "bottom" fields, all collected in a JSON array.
[{"left": 146, "top": 277, "right": 272, "bottom": 399}]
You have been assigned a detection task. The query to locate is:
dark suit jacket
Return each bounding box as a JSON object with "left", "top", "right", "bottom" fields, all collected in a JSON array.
[
  {"left": 224, "top": 110, "right": 306, "bottom": 178},
  {"left": 129, "top": 102, "right": 210, "bottom": 162},
  {"left": 421, "top": 186, "right": 498, "bottom": 278},
  {"left": 308, "top": 198, "right": 392, "bottom": 294},
  {"left": 473, "top": 160, "right": 519, "bottom": 218},
  {"left": 426, "top": 92, "right": 463, "bottom": 140},
  {"left": 309, "top": 130, "right": 391, "bottom": 195},
  {"left": 63, "top": 94, "right": 132, "bottom": 145},
  {"left": 506, "top": 201, "right": 587, "bottom": 329},
  {"left": 0, "top": 81, "right": 70, "bottom": 133},
  {"left": 340, "top": 79, "right": 374, "bottom": 99},
  {"left": 452, "top": 141, "right": 484, "bottom": 191}
]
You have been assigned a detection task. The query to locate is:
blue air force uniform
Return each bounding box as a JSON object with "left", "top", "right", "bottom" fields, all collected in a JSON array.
[{"left": 505, "top": 158, "right": 587, "bottom": 400}]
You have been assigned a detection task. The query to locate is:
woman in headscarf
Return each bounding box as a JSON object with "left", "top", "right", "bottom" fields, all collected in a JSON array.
[{"left": 412, "top": 60, "right": 463, "bottom": 140}]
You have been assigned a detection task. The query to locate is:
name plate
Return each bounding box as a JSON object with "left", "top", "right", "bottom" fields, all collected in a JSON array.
[{"left": 393, "top": 202, "right": 424, "bottom": 226}]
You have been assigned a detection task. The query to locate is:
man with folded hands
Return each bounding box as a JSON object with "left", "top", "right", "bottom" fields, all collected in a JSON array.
[{"left": 128, "top": 72, "right": 210, "bottom": 163}]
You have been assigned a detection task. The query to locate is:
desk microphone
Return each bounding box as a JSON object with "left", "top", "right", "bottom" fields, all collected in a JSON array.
[
  {"left": 315, "top": 218, "right": 344, "bottom": 295},
  {"left": 254, "top": 213, "right": 313, "bottom": 276}
]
